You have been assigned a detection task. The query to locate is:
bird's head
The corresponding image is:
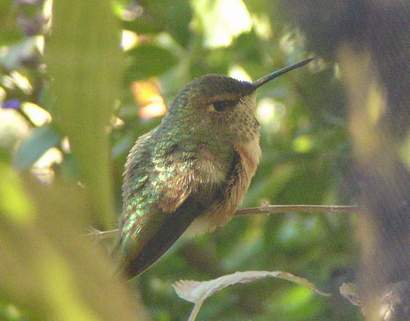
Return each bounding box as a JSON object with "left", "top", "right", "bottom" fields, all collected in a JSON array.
[{"left": 163, "top": 58, "right": 314, "bottom": 144}]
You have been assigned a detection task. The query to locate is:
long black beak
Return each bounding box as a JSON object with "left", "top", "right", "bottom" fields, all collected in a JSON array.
[{"left": 252, "top": 57, "right": 314, "bottom": 89}]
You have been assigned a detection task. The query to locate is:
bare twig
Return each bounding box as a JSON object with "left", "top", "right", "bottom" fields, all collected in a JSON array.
[
  {"left": 86, "top": 204, "right": 358, "bottom": 240},
  {"left": 236, "top": 204, "right": 359, "bottom": 216},
  {"left": 86, "top": 227, "right": 118, "bottom": 239}
]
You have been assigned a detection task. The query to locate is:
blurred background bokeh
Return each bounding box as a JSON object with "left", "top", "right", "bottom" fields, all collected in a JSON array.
[{"left": 0, "top": 0, "right": 360, "bottom": 320}]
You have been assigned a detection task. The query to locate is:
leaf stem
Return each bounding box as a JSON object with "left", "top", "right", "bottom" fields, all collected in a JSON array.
[{"left": 187, "top": 300, "right": 204, "bottom": 321}]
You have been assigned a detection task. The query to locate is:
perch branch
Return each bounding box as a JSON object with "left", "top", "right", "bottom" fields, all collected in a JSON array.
[
  {"left": 86, "top": 204, "right": 359, "bottom": 240},
  {"left": 236, "top": 204, "right": 359, "bottom": 216}
]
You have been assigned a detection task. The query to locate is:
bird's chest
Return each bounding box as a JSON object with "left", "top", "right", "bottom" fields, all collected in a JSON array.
[
  {"left": 188, "top": 135, "right": 261, "bottom": 234},
  {"left": 222, "top": 135, "right": 262, "bottom": 213},
  {"left": 194, "top": 143, "right": 235, "bottom": 188},
  {"left": 234, "top": 135, "right": 262, "bottom": 176}
]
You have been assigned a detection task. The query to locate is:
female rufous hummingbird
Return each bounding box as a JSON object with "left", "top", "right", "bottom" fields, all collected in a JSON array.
[{"left": 117, "top": 58, "right": 313, "bottom": 278}]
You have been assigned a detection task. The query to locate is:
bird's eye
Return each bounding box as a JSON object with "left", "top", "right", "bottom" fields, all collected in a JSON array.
[{"left": 211, "top": 100, "right": 238, "bottom": 112}]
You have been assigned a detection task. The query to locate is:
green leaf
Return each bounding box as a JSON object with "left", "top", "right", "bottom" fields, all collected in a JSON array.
[
  {"left": 13, "top": 125, "right": 60, "bottom": 170},
  {"left": 126, "top": 44, "right": 177, "bottom": 81},
  {"left": 121, "top": 19, "right": 163, "bottom": 35},
  {"left": 161, "top": 0, "right": 192, "bottom": 47}
]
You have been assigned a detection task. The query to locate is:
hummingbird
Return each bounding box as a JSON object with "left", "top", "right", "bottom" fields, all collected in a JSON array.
[{"left": 117, "top": 58, "right": 313, "bottom": 278}]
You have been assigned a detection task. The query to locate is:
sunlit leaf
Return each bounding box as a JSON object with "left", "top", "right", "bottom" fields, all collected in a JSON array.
[{"left": 192, "top": 0, "right": 252, "bottom": 48}]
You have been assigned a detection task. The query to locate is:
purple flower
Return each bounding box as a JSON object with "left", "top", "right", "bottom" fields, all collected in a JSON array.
[{"left": 2, "top": 99, "right": 21, "bottom": 110}]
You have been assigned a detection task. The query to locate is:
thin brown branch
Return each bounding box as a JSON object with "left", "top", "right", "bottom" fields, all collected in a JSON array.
[
  {"left": 87, "top": 204, "right": 358, "bottom": 240},
  {"left": 236, "top": 204, "right": 359, "bottom": 216}
]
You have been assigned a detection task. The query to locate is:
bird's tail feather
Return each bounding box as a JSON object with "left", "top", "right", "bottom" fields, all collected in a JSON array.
[{"left": 122, "top": 197, "right": 205, "bottom": 278}]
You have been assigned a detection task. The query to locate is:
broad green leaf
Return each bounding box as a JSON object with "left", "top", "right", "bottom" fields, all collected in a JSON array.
[
  {"left": 158, "top": 0, "right": 192, "bottom": 47},
  {"left": 13, "top": 125, "right": 60, "bottom": 170},
  {"left": 126, "top": 44, "right": 177, "bottom": 81},
  {"left": 122, "top": 20, "right": 162, "bottom": 34},
  {"left": 45, "top": 0, "right": 123, "bottom": 227}
]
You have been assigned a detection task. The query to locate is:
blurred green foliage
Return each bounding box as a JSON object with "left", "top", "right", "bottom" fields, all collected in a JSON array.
[{"left": 0, "top": 0, "right": 359, "bottom": 320}]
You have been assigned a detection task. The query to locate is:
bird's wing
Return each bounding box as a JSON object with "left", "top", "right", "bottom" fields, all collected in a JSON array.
[{"left": 117, "top": 132, "right": 220, "bottom": 277}]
